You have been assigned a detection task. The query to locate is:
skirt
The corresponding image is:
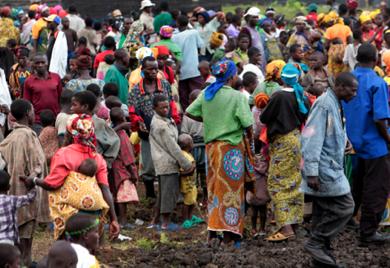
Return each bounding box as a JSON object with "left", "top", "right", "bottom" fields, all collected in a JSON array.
[
  {"left": 206, "top": 139, "right": 254, "bottom": 236},
  {"left": 268, "top": 129, "right": 304, "bottom": 230}
]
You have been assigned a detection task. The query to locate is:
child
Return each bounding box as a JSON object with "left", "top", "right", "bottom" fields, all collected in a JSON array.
[
  {"left": 287, "top": 44, "right": 308, "bottom": 76},
  {"left": 327, "top": 38, "right": 349, "bottom": 77},
  {"left": 0, "top": 170, "right": 36, "bottom": 245},
  {"left": 86, "top": 83, "right": 110, "bottom": 121},
  {"left": 68, "top": 58, "right": 79, "bottom": 79},
  {"left": 55, "top": 89, "right": 74, "bottom": 146},
  {"left": 44, "top": 241, "right": 78, "bottom": 268},
  {"left": 96, "top": 54, "right": 115, "bottom": 80},
  {"left": 149, "top": 95, "right": 193, "bottom": 230},
  {"left": 198, "top": 61, "right": 216, "bottom": 88},
  {"left": 178, "top": 134, "right": 203, "bottom": 229},
  {"left": 302, "top": 51, "right": 334, "bottom": 97},
  {"left": 242, "top": 72, "right": 259, "bottom": 100},
  {"left": 78, "top": 158, "right": 98, "bottom": 177},
  {"left": 0, "top": 243, "right": 21, "bottom": 268},
  {"left": 181, "top": 90, "right": 207, "bottom": 207},
  {"left": 102, "top": 83, "right": 129, "bottom": 117},
  {"left": 38, "top": 109, "right": 59, "bottom": 165},
  {"left": 109, "top": 107, "right": 139, "bottom": 227},
  {"left": 65, "top": 213, "right": 100, "bottom": 267}
]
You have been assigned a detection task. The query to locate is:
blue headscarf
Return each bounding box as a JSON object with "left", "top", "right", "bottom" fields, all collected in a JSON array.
[
  {"left": 281, "top": 63, "right": 308, "bottom": 114},
  {"left": 204, "top": 60, "right": 237, "bottom": 101}
]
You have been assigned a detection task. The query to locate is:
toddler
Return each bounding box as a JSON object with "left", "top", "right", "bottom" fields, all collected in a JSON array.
[{"left": 39, "top": 109, "right": 59, "bottom": 165}]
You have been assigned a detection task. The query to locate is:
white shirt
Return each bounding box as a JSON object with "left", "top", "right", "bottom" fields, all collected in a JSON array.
[
  {"left": 66, "top": 14, "right": 85, "bottom": 32},
  {"left": 240, "top": 63, "right": 265, "bottom": 84}
]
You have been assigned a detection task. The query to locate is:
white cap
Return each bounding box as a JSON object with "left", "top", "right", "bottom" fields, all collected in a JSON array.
[
  {"left": 140, "top": 0, "right": 155, "bottom": 10},
  {"left": 244, "top": 7, "right": 260, "bottom": 17}
]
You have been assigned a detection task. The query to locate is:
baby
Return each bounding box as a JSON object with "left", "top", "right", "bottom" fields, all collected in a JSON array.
[{"left": 78, "top": 158, "right": 97, "bottom": 177}]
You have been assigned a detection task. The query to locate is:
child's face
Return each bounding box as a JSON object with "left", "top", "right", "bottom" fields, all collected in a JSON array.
[
  {"left": 69, "top": 60, "right": 78, "bottom": 73},
  {"left": 292, "top": 48, "right": 304, "bottom": 61},
  {"left": 154, "top": 101, "right": 170, "bottom": 118},
  {"left": 308, "top": 54, "right": 323, "bottom": 69},
  {"left": 246, "top": 81, "right": 258, "bottom": 94},
  {"left": 238, "top": 37, "right": 250, "bottom": 51},
  {"left": 84, "top": 227, "right": 100, "bottom": 253},
  {"left": 199, "top": 66, "right": 210, "bottom": 77},
  {"left": 71, "top": 98, "right": 89, "bottom": 114}
]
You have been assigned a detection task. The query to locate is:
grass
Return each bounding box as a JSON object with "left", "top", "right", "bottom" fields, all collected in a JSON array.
[{"left": 222, "top": 0, "right": 330, "bottom": 20}]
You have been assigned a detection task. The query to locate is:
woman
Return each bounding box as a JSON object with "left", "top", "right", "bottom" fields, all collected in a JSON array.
[
  {"left": 65, "top": 49, "right": 105, "bottom": 92},
  {"left": 186, "top": 59, "right": 254, "bottom": 245},
  {"left": 260, "top": 63, "right": 308, "bottom": 242},
  {"left": 9, "top": 47, "right": 31, "bottom": 99},
  {"left": 30, "top": 114, "right": 120, "bottom": 239}
]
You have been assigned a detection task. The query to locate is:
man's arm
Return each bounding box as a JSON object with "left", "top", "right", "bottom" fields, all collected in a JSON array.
[{"left": 375, "top": 119, "right": 390, "bottom": 144}]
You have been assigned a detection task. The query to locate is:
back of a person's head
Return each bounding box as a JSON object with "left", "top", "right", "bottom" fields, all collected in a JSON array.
[
  {"left": 68, "top": 5, "right": 77, "bottom": 14},
  {"left": 242, "top": 72, "right": 258, "bottom": 87},
  {"left": 248, "top": 46, "right": 260, "bottom": 58},
  {"left": 338, "top": 4, "right": 348, "bottom": 16},
  {"left": 160, "top": 1, "right": 169, "bottom": 11},
  {"left": 177, "top": 14, "right": 189, "bottom": 27},
  {"left": 110, "top": 107, "right": 124, "bottom": 124},
  {"left": 105, "top": 96, "right": 122, "bottom": 109},
  {"left": 352, "top": 28, "right": 363, "bottom": 41},
  {"left": 73, "top": 91, "right": 97, "bottom": 112},
  {"left": 103, "top": 83, "right": 119, "bottom": 97},
  {"left": 47, "top": 241, "right": 77, "bottom": 268},
  {"left": 40, "top": 109, "right": 56, "bottom": 127},
  {"left": 78, "top": 36, "right": 87, "bottom": 46},
  {"left": 60, "top": 89, "right": 74, "bottom": 107},
  {"left": 65, "top": 213, "right": 99, "bottom": 240},
  {"left": 85, "top": 17, "right": 93, "bottom": 27},
  {"left": 104, "top": 36, "right": 116, "bottom": 49},
  {"left": 0, "top": 243, "right": 20, "bottom": 268},
  {"left": 86, "top": 83, "right": 102, "bottom": 98},
  {"left": 0, "top": 170, "right": 10, "bottom": 192},
  {"left": 28, "top": 10, "right": 36, "bottom": 19},
  {"left": 104, "top": 54, "right": 115, "bottom": 65},
  {"left": 11, "top": 99, "right": 32, "bottom": 121},
  {"left": 356, "top": 42, "right": 377, "bottom": 64},
  {"left": 178, "top": 133, "right": 193, "bottom": 150}
]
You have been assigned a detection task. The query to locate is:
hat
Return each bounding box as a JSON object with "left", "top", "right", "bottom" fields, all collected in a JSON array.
[
  {"left": 359, "top": 11, "right": 372, "bottom": 24},
  {"left": 370, "top": 9, "right": 381, "bottom": 20},
  {"left": 29, "top": 4, "right": 39, "bottom": 12},
  {"left": 265, "top": 7, "right": 276, "bottom": 15},
  {"left": 156, "top": 45, "right": 170, "bottom": 56},
  {"left": 44, "top": 14, "right": 61, "bottom": 24},
  {"left": 0, "top": 6, "right": 11, "bottom": 17},
  {"left": 307, "top": 3, "right": 318, "bottom": 13},
  {"left": 140, "top": 0, "right": 155, "bottom": 10},
  {"left": 159, "top": 25, "right": 173, "bottom": 38},
  {"left": 295, "top": 16, "right": 307, "bottom": 24},
  {"left": 346, "top": 0, "right": 358, "bottom": 10},
  {"left": 136, "top": 47, "right": 153, "bottom": 61},
  {"left": 210, "top": 32, "right": 224, "bottom": 47},
  {"left": 244, "top": 7, "right": 260, "bottom": 17}
]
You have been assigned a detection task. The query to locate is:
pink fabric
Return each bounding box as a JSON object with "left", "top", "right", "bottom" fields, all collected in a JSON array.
[
  {"left": 96, "top": 104, "right": 110, "bottom": 121},
  {"left": 44, "top": 144, "right": 108, "bottom": 187}
]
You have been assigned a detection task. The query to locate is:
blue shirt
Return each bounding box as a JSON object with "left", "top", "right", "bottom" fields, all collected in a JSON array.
[
  {"left": 172, "top": 29, "right": 204, "bottom": 80},
  {"left": 343, "top": 67, "right": 390, "bottom": 159}
]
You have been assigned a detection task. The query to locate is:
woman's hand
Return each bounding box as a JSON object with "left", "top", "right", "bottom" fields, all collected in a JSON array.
[{"left": 109, "top": 220, "right": 120, "bottom": 240}]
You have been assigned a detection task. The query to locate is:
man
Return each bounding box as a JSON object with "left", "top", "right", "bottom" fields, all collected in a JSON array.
[
  {"left": 20, "top": 10, "right": 36, "bottom": 46},
  {"left": 0, "top": 99, "right": 50, "bottom": 266},
  {"left": 241, "top": 7, "right": 266, "bottom": 70},
  {"left": 78, "top": 17, "right": 98, "bottom": 56},
  {"left": 172, "top": 15, "right": 204, "bottom": 111},
  {"left": 129, "top": 56, "right": 180, "bottom": 199},
  {"left": 61, "top": 17, "right": 78, "bottom": 59},
  {"left": 118, "top": 17, "right": 133, "bottom": 49},
  {"left": 153, "top": 1, "right": 173, "bottom": 34},
  {"left": 32, "top": 5, "right": 49, "bottom": 54},
  {"left": 45, "top": 15, "right": 68, "bottom": 78},
  {"left": 23, "top": 54, "right": 62, "bottom": 134},
  {"left": 66, "top": 5, "right": 85, "bottom": 33},
  {"left": 94, "top": 36, "right": 116, "bottom": 70},
  {"left": 104, "top": 49, "right": 130, "bottom": 105},
  {"left": 301, "top": 72, "right": 358, "bottom": 266},
  {"left": 343, "top": 43, "right": 390, "bottom": 245},
  {"left": 139, "top": 0, "right": 155, "bottom": 34}
]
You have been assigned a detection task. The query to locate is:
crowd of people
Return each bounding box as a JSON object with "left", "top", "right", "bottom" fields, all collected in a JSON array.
[{"left": 0, "top": 0, "right": 389, "bottom": 267}]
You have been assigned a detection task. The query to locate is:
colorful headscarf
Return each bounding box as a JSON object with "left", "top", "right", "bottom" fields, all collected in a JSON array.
[
  {"left": 155, "top": 45, "right": 170, "bottom": 56},
  {"left": 205, "top": 60, "right": 237, "bottom": 101},
  {"left": 359, "top": 11, "right": 372, "bottom": 24},
  {"left": 323, "top": 11, "right": 340, "bottom": 24},
  {"left": 254, "top": 93, "right": 270, "bottom": 109},
  {"left": 136, "top": 47, "right": 153, "bottom": 61},
  {"left": 66, "top": 114, "right": 97, "bottom": 150},
  {"left": 306, "top": 3, "right": 318, "bottom": 13},
  {"left": 265, "top": 60, "right": 286, "bottom": 81},
  {"left": 197, "top": 11, "right": 210, "bottom": 23},
  {"left": 281, "top": 64, "right": 308, "bottom": 114},
  {"left": 370, "top": 9, "right": 381, "bottom": 20},
  {"left": 159, "top": 25, "right": 173, "bottom": 38},
  {"left": 210, "top": 32, "right": 224, "bottom": 47},
  {"left": 346, "top": 0, "right": 358, "bottom": 10}
]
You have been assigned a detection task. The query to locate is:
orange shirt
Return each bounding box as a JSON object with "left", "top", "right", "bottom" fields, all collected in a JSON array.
[
  {"left": 31, "top": 18, "right": 47, "bottom": 40},
  {"left": 324, "top": 24, "right": 352, "bottom": 44}
]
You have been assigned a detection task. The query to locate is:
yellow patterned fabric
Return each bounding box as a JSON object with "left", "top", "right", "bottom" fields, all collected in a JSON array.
[
  {"left": 48, "top": 171, "right": 109, "bottom": 239},
  {"left": 180, "top": 151, "right": 197, "bottom": 206},
  {"left": 327, "top": 44, "right": 350, "bottom": 76},
  {"left": 267, "top": 129, "right": 304, "bottom": 230},
  {"left": 206, "top": 139, "right": 254, "bottom": 237}
]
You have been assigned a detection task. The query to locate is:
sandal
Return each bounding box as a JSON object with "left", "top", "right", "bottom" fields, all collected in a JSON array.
[
  {"left": 266, "top": 232, "right": 295, "bottom": 242},
  {"left": 191, "top": 215, "right": 205, "bottom": 225},
  {"left": 182, "top": 220, "right": 194, "bottom": 229}
]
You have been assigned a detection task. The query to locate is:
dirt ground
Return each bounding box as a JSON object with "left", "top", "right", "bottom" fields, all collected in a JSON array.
[{"left": 32, "top": 198, "right": 390, "bottom": 268}]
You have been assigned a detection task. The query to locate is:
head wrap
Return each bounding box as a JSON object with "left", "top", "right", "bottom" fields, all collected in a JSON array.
[
  {"left": 265, "top": 60, "right": 286, "bottom": 81},
  {"left": 346, "top": 0, "right": 358, "bottom": 10},
  {"left": 159, "top": 25, "right": 173, "bottom": 38},
  {"left": 260, "top": 17, "right": 273, "bottom": 27},
  {"left": 323, "top": 11, "right": 340, "bottom": 24},
  {"left": 210, "top": 32, "right": 224, "bottom": 47},
  {"left": 295, "top": 16, "right": 307, "bottom": 24},
  {"left": 77, "top": 54, "right": 92, "bottom": 69},
  {"left": 156, "top": 45, "right": 170, "bottom": 56},
  {"left": 29, "top": 4, "right": 39, "bottom": 12},
  {"left": 66, "top": 114, "right": 96, "bottom": 150},
  {"left": 205, "top": 60, "right": 237, "bottom": 101},
  {"left": 281, "top": 64, "right": 308, "bottom": 114},
  {"left": 197, "top": 11, "right": 210, "bottom": 23},
  {"left": 136, "top": 47, "right": 153, "bottom": 61},
  {"left": 370, "top": 9, "right": 381, "bottom": 20},
  {"left": 317, "top": 13, "right": 325, "bottom": 25},
  {"left": 254, "top": 93, "right": 270, "bottom": 109},
  {"left": 359, "top": 11, "right": 372, "bottom": 24},
  {"left": 0, "top": 6, "right": 11, "bottom": 17},
  {"left": 58, "top": 9, "right": 68, "bottom": 18},
  {"left": 307, "top": 3, "right": 318, "bottom": 13}
]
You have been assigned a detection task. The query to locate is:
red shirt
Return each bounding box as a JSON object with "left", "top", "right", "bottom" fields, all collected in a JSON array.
[
  {"left": 23, "top": 73, "right": 62, "bottom": 123},
  {"left": 93, "top": 49, "right": 114, "bottom": 69},
  {"left": 44, "top": 144, "right": 109, "bottom": 187}
]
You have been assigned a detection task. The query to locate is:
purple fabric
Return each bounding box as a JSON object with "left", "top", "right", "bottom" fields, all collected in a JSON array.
[{"left": 226, "top": 24, "right": 240, "bottom": 39}]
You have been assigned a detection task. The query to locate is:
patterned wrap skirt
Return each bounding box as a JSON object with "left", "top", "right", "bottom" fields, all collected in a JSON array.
[
  {"left": 206, "top": 139, "right": 254, "bottom": 237},
  {"left": 268, "top": 129, "right": 304, "bottom": 230}
]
